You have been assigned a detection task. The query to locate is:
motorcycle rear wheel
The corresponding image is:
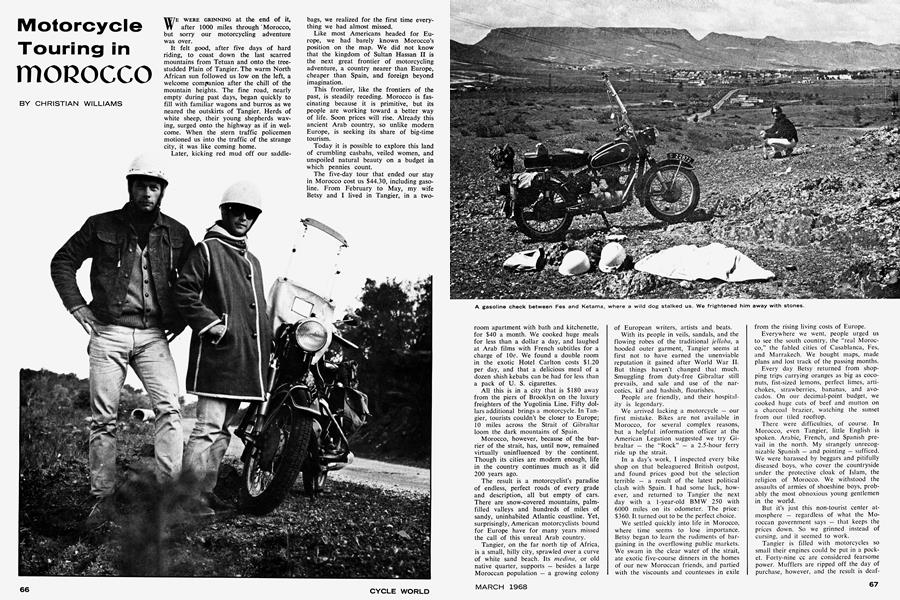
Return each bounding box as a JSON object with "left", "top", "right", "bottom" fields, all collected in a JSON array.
[
  {"left": 239, "top": 401, "right": 313, "bottom": 515},
  {"left": 642, "top": 164, "right": 700, "bottom": 222},
  {"left": 513, "top": 181, "right": 573, "bottom": 240}
]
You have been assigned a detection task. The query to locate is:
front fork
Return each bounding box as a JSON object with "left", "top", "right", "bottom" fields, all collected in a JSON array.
[
  {"left": 235, "top": 354, "right": 280, "bottom": 457},
  {"left": 634, "top": 156, "right": 653, "bottom": 206}
]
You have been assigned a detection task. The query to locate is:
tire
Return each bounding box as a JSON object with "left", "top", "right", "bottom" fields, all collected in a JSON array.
[
  {"left": 513, "top": 180, "right": 574, "bottom": 240},
  {"left": 239, "top": 401, "right": 313, "bottom": 515},
  {"left": 642, "top": 164, "right": 700, "bottom": 223}
]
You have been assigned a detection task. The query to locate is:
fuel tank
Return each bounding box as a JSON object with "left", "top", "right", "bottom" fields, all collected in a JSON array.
[
  {"left": 589, "top": 140, "right": 634, "bottom": 169},
  {"left": 523, "top": 148, "right": 589, "bottom": 170}
]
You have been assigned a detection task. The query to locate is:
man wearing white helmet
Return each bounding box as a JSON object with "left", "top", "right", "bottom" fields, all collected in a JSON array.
[
  {"left": 174, "top": 181, "right": 271, "bottom": 515},
  {"left": 50, "top": 153, "right": 194, "bottom": 527}
]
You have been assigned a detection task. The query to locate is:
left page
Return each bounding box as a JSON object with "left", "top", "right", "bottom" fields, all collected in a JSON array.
[{"left": 4, "top": 1, "right": 445, "bottom": 596}]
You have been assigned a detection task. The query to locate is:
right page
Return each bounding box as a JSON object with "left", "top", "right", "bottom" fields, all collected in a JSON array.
[{"left": 448, "top": 0, "right": 898, "bottom": 596}]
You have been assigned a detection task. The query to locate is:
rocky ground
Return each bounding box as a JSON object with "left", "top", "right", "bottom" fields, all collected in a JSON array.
[{"left": 451, "top": 124, "right": 900, "bottom": 299}]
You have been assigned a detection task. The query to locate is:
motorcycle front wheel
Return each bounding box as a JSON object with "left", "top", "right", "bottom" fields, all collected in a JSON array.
[
  {"left": 642, "top": 164, "right": 700, "bottom": 223},
  {"left": 513, "top": 181, "right": 573, "bottom": 241},
  {"left": 239, "top": 401, "right": 313, "bottom": 515}
]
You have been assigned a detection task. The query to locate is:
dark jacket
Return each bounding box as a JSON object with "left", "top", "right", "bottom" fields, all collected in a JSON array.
[
  {"left": 765, "top": 115, "right": 798, "bottom": 142},
  {"left": 175, "top": 225, "right": 272, "bottom": 401},
  {"left": 50, "top": 204, "right": 194, "bottom": 332}
]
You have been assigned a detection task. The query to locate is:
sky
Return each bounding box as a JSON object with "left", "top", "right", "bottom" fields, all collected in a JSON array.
[{"left": 450, "top": 0, "right": 900, "bottom": 46}]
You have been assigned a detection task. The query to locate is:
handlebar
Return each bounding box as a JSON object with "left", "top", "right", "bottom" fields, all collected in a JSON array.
[{"left": 602, "top": 74, "right": 634, "bottom": 135}]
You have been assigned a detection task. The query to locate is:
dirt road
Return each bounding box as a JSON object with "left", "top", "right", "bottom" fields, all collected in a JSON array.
[
  {"left": 181, "top": 418, "right": 430, "bottom": 496},
  {"left": 687, "top": 88, "right": 739, "bottom": 121}
]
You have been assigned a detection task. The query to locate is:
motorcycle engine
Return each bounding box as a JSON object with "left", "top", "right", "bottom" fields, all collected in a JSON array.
[
  {"left": 599, "top": 165, "right": 627, "bottom": 191},
  {"left": 572, "top": 169, "right": 593, "bottom": 195}
]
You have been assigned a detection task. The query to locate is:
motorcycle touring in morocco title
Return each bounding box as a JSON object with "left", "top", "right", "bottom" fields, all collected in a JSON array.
[{"left": 490, "top": 73, "right": 700, "bottom": 240}]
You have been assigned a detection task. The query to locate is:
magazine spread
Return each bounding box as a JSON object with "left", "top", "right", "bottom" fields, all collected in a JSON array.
[{"left": 3, "top": 0, "right": 898, "bottom": 598}]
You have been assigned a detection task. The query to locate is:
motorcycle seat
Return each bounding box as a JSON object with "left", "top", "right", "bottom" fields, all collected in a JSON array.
[{"left": 523, "top": 148, "right": 589, "bottom": 170}]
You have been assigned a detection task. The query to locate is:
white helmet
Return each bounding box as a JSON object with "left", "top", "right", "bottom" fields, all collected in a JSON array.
[
  {"left": 220, "top": 181, "right": 263, "bottom": 214},
  {"left": 598, "top": 242, "right": 626, "bottom": 273},
  {"left": 559, "top": 250, "right": 590, "bottom": 276},
  {"left": 126, "top": 153, "right": 168, "bottom": 185}
]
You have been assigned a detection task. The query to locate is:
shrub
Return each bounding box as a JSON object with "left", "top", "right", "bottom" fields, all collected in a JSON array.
[
  {"left": 473, "top": 122, "right": 492, "bottom": 137},
  {"left": 75, "top": 389, "right": 90, "bottom": 409}
]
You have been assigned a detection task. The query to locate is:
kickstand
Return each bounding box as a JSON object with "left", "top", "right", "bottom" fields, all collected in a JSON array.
[{"left": 600, "top": 211, "right": 611, "bottom": 230}]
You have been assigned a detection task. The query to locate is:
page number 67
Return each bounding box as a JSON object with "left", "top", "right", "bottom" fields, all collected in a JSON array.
[{"left": 869, "top": 582, "right": 878, "bottom": 588}]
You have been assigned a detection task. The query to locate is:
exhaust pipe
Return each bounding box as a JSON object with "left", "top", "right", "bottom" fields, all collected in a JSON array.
[{"left": 323, "top": 451, "right": 354, "bottom": 472}]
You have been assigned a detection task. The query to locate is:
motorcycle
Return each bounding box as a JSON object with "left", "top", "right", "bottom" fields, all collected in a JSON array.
[
  {"left": 491, "top": 73, "right": 700, "bottom": 240},
  {"left": 234, "top": 218, "right": 369, "bottom": 515}
]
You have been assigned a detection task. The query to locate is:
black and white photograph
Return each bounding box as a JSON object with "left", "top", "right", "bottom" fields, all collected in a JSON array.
[
  {"left": 17, "top": 157, "right": 432, "bottom": 577},
  {"left": 450, "top": 0, "right": 900, "bottom": 299}
]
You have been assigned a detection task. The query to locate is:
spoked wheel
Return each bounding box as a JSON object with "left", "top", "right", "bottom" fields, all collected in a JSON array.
[
  {"left": 513, "top": 181, "right": 573, "bottom": 240},
  {"left": 642, "top": 164, "right": 700, "bottom": 222},
  {"left": 239, "top": 401, "right": 313, "bottom": 515}
]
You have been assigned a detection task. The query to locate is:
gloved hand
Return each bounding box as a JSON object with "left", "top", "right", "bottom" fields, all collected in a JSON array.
[{"left": 72, "top": 306, "right": 99, "bottom": 334}]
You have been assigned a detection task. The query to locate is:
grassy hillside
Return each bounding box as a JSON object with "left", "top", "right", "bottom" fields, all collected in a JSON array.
[{"left": 18, "top": 368, "right": 430, "bottom": 577}]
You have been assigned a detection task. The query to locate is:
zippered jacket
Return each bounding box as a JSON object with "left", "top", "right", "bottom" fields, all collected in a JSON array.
[{"left": 50, "top": 203, "right": 193, "bottom": 331}]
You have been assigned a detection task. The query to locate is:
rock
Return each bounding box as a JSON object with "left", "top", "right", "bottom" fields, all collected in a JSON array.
[
  {"left": 593, "top": 271, "right": 662, "bottom": 298},
  {"left": 585, "top": 240, "right": 605, "bottom": 262},
  {"left": 544, "top": 242, "right": 571, "bottom": 266},
  {"left": 836, "top": 261, "right": 900, "bottom": 298}
]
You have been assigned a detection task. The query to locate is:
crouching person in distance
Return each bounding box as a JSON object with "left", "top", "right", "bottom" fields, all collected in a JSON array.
[
  {"left": 759, "top": 104, "right": 798, "bottom": 159},
  {"left": 50, "top": 154, "right": 194, "bottom": 528},
  {"left": 174, "top": 182, "right": 271, "bottom": 515}
]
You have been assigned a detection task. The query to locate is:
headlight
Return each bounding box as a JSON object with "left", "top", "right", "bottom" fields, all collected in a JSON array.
[{"left": 294, "top": 319, "right": 328, "bottom": 352}]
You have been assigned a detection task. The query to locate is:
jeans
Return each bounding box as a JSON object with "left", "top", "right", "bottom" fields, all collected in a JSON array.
[
  {"left": 184, "top": 396, "right": 241, "bottom": 494},
  {"left": 88, "top": 324, "right": 183, "bottom": 498}
]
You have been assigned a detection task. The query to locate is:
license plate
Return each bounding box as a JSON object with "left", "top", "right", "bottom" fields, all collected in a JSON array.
[{"left": 667, "top": 152, "right": 695, "bottom": 164}]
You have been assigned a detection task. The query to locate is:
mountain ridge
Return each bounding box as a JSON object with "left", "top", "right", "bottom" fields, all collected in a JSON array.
[{"left": 467, "top": 27, "right": 900, "bottom": 70}]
